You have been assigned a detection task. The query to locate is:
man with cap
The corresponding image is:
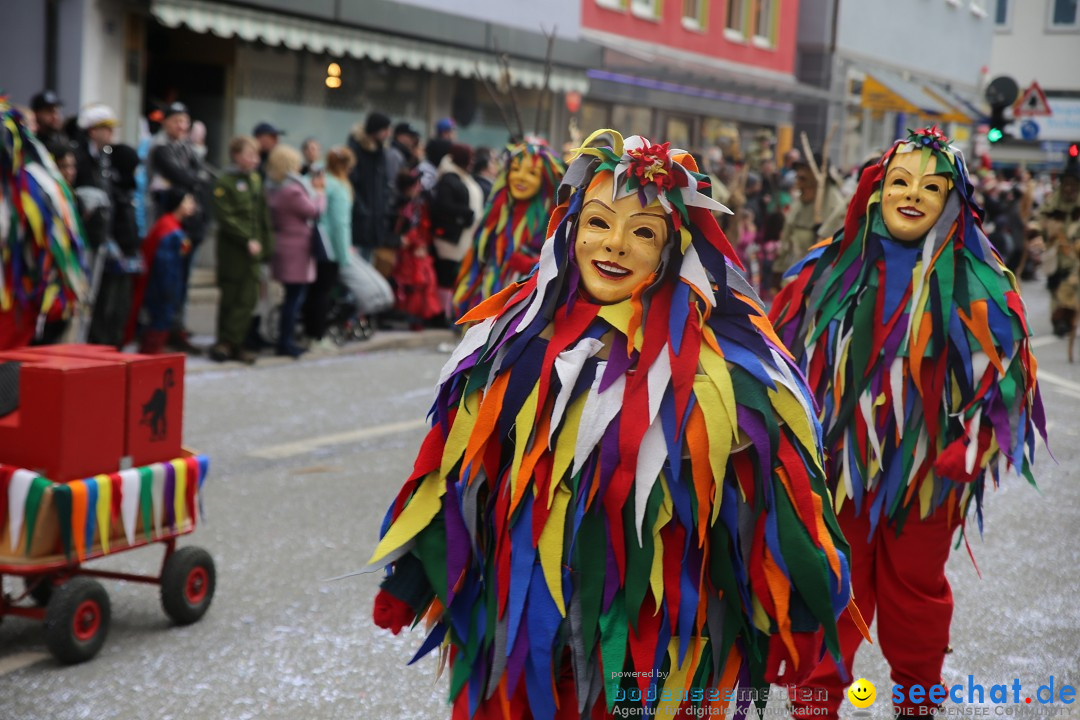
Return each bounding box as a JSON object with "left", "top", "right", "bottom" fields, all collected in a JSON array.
[
  {"left": 253, "top": 122, "right": 285, "bottom": 178},
  {"left": 148, "top": 100, "right": 208, "bottom": 353},
  {"left": 30, "top": 90, "right": 69, "bottom": 157},
  {"left": 386, "top": 122, "right": 420, "bottom": 186},
  {"left": 347, "top": 111, "right": 393, "bottom": 258},
  {"left": 69, "top": 103, "right": 143, "bottom": 347},
  {"left": 435, "top": 117, "right": 456, "bottom": 141}
]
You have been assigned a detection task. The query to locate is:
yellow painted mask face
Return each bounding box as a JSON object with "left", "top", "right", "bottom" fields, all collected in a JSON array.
[
  {"left": 573, "top": 174, "right": 669, "bottom": 304},
  {"left": 508, "top": 153, "right": 544, "bottom": 201},
  {"left": 881, "top": 151, "right": 950, "bottom": 242}
]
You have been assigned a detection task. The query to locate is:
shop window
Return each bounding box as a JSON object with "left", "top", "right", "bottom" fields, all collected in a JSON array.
[
  {"left": 752, "top": 0, "right": 778, "bottom": 47},
  {"left": 611, "top": 104, "right": 653, "bottom": 138},
  {"left": 1049, "top": 0, "right": 1079, "bottom": 28},
  {"left": 725, "top": 0, "right": 746, "bottom": 38},
  {"left": 631, "top": 0, "right": 662, "bottom": 19},
  {"left": 683, "top": 0, "right": 708, "bottom": 29},
  {"left": 580, "top": 102, "right": 611, "bottom": 135}
]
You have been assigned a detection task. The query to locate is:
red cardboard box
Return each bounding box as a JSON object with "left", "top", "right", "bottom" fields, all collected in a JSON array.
[
  {"left": 0, "top": 351, "right": 126, "bottom": 481},
  {"left": 15, "top": 345, "right": 185, "bottom": 466}
]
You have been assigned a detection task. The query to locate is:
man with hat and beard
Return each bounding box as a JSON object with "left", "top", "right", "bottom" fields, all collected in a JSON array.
[{"left": 148, "top": 100, "right": 208, "bottom": 353}]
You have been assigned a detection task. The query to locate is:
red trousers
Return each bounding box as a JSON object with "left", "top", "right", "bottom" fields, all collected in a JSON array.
[{"left": 791, "top": 503, "right": 960, "bottom": 718}]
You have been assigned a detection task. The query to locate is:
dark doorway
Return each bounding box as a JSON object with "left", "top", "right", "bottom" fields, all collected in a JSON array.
[{"left": 145, "top": 23, "right": 233, "bottom": 165}]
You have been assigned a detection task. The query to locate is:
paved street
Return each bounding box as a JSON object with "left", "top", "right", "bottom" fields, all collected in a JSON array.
[{"left": 1, "top": 281, "right": 1078, "bottom": 719}]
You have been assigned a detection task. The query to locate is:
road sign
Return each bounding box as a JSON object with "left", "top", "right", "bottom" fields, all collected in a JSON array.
[
  {"left": 1027, "top": 98, "right": 1080, "bottom": 142},
  {"left": 1020, "top": 119, "right": 1040, "bottom": 140},
  {"left": 1015, "top": 81, "right": 1051, "bottom": 117}
]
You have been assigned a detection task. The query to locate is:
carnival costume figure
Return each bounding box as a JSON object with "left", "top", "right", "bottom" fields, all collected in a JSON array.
[
  {"left": 0, "top": 98, "right": 87, "bottom": 348},
  {"left": 770, "top": 127, "right": 1045, "bottom": 718},
  {"left": 452, "top": 142, "right": 564, "bottom": 318},
  {"left": 370, "top": 130, "right": 863, "bottom": 720}
]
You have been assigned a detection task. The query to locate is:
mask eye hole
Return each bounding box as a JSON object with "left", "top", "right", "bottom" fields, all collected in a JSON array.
[
  {"left": 892, "top": 178, "right": 908, "bottom": 187},
  {"left": 925, "top": 182, "right": 940, "bottom": 194},
  {"left": 587, "top": 217, "right": 610, "bottom": 230},
  {"left": 634, "top": 227, "right": 655, "bottom": 240}
]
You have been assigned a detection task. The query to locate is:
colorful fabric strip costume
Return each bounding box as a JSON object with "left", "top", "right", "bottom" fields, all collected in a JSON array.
[
  {"left": 770, "top": 126, "right": 1046, "bottom": 536},
  {"left": 452, "top": 142, "right": 563, "bottom": 319},
  {"left": 0, "top": 98, "right": 88, "bottom": 348},
  {"left": 371, "top": 130, "right": 860, "bottom": 719}
]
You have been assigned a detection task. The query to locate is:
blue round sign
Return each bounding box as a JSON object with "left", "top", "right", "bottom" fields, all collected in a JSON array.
[{"left": 1020, "top": 119, "right": 1040, "bottom": 141}]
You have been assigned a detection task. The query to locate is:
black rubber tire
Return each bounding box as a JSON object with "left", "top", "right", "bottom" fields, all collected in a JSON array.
[
  {"left": 160, "top": 546, "right": 216, "bottom": 625},
  {"left": 23, "top": 575, "right": 54, "bottom": 606},
  {"left": 43, "top": 577, "right": 111, "bottom": 664}
]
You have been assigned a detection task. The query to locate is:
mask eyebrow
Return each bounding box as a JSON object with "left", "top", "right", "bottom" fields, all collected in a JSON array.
[{"left": 583, "top": 199, "right": 615, "bottom": 213}]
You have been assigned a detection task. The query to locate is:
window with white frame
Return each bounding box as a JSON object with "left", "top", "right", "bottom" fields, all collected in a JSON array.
[
  {"left": 1050, "top": 0, "right": 1079, "bottom": 28},
  {"left": 683, "top": 0, "right": 707, "bottom": 29},
  {"left": 726, "top": 0, "right": 746, "bottom": 36},
  {"left": 754, "top": 0, "right": 777, "bottom": 45},
  {"left": 631, "top": 0, "right": 661, "bottom": 19}
]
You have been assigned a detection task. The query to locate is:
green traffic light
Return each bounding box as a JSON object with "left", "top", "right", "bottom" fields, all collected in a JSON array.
[{"left": 988, "top": 128, "right": 1004, "bottom": 143}]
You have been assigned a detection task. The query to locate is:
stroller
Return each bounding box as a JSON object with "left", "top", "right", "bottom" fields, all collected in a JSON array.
[{"left": 267, "top": 279, "right": 373, "bottom": 348}]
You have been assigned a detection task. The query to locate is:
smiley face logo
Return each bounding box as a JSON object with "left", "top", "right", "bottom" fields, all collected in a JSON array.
[{"left": 847, "top": 678, "right": 877, "bottom": 708}]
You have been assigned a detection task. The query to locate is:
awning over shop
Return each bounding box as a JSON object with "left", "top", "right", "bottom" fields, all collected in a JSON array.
[
  {"left": 150, "top": 0, "right": 590, "bottom": 94},
  {"left": 922, "top": 87, "right": 974, "bottom": 124},
  {"left": 861, "top": 70, "right": 949, "bottom": 118}
]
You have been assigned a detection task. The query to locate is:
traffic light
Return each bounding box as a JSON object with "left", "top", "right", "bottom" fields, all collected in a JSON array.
[
  {"left": 988, "top": 106, "right": 1008, "bottom": 143},
  {"left": 1070, "top": 142, "right": 1079, "bottom": 159}
]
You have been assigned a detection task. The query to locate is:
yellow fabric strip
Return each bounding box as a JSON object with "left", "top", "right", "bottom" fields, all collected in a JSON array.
[
  {"left": 368, "top": 473, "right": 446, "bottom": 565},
  {"left": 538, "top": 484, "right": 571, "bottom": 618}
]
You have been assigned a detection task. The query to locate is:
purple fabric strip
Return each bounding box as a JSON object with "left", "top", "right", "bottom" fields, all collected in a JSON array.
[{"left": 163, "top": 463, "right": 176, "bottom": 529}]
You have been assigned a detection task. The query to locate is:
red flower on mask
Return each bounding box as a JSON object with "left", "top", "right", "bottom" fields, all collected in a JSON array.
[
  {"left": 626, "top": 142, "right": 677, "bottom": 191},
  {"left": 373, "top": 589, "right": 416, "bottom": 635}
]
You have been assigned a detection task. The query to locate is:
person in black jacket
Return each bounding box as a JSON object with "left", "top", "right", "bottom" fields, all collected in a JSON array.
[
  {"left": 30, "top": 90, "right": 70, "bottom": 159},
  {"left": 148, "top": 101, "right": 207, "bottom": 352},
  {"left": 347, "top": 112, "right": 392, "bottom": 261},
  {"left": 430, "top": 144, "right": 482, "bottom": 320}
]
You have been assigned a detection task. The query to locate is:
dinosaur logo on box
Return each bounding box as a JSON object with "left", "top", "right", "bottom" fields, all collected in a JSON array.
[{"left": 140, "top": 368, "right": 175, "bottom": 441}]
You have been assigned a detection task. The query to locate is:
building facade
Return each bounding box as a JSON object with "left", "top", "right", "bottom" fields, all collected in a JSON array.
[
  {"left": 1, "top": 0, "right": 598, "bottom": 164},
  {"left": 987, "top": 0, "right": 1080, "bottom": 167},
  {"left": 577, "top": 0, "right": 830, "bottom": 161},
  {"left": 797, "top": 0, "right": 994, "bottom": 168}
]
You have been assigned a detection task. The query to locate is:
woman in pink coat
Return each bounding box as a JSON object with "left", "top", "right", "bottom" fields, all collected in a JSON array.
[{"left": 267, "top": 144, "right": 326, "bottom": 357}]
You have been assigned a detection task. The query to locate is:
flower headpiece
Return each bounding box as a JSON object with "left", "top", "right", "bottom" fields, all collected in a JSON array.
[
  {"left": 907, "top": 125, "right": 949, "bottom": 152},
  {"left": 569, "top": 129, "right": 729, "bottom": 229}
]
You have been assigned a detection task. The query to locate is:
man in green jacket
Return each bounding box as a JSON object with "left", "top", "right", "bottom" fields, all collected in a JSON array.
[{"left": 210, "top": 136, "right": 272, "bottom": 364}]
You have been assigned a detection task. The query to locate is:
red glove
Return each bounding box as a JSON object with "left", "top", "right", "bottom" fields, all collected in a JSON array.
[
  {"left": 507, "top": 251, "right": 538, "bottom": 276},
  {"left": 933, "top": 425, "right": 993, "bottom": 484},
  {"left": 373, "top": 588, "right": 416, "bottom": 635}
]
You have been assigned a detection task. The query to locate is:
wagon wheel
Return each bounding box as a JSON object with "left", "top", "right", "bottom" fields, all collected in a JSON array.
[
  {"left": 43, "top": 577, "right": 111, "bottom": 664},
  {"left": 161, "top": 546, "right": 216, "bottom": 625}
]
